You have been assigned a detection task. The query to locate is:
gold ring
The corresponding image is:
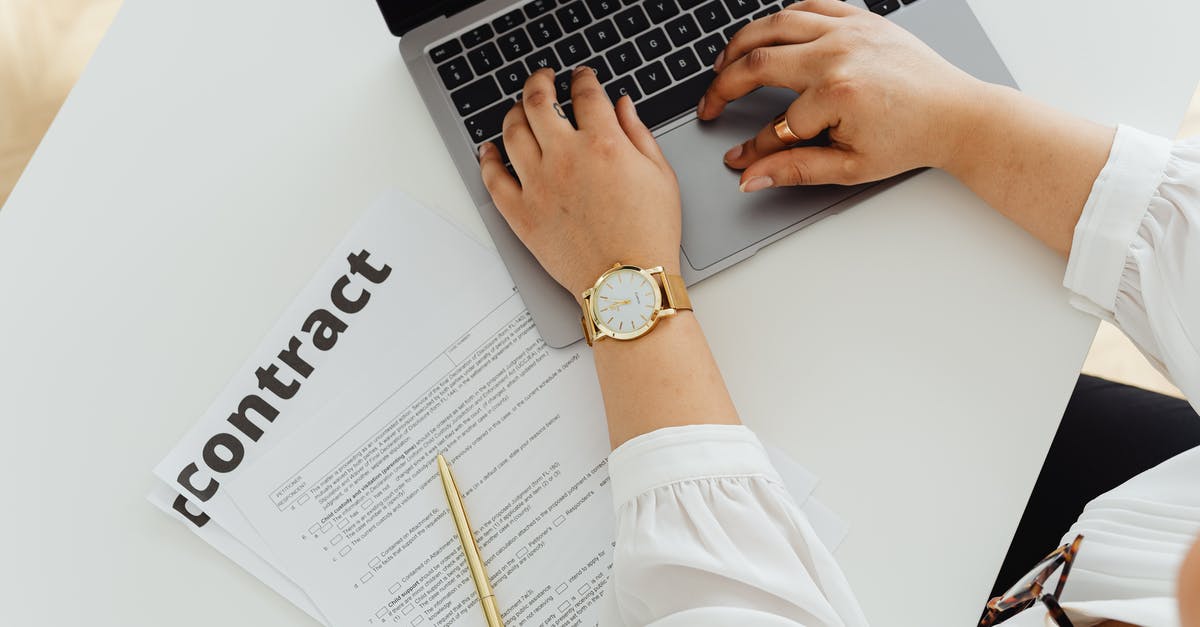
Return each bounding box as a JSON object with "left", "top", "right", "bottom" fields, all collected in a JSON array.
[{"left": 772, "top": 112, "right": 802, "bottom": 145}]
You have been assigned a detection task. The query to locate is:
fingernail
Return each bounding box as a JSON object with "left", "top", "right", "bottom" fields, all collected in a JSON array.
[
  {"left": 739, "top": 176, "right": 774, "bottom": 193},
  {"left": 723, "top": 144, "right": 743, "bottom": 162},
  {"left": 478, "top": 143, "right": 492, "bottom": 158},
  {"left": 697, "top": 95, "right": 706, "bottom": 117},
  {"left": 574, "top": 65, "right": 590, "bottom": 75},
  {"left": 714, "top": 51, "right": 725, "bottom": 71}
]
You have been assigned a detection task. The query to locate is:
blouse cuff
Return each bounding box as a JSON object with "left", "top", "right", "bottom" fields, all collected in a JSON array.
[
  {"left": 1064, "top": 124, "right": 1173, "bottom": 312},
  {"left": 607, "top": 424, "right": 783, "bottom": 510}
]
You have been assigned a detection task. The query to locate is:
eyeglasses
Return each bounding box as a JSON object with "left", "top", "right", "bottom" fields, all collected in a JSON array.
[{"left": 979, "top": 535, "right": 1084, "bottom": 627}]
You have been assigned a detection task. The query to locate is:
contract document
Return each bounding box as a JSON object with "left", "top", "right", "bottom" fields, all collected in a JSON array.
[{"left": 152, "top": 192, "right": 846, "bottom": 626}]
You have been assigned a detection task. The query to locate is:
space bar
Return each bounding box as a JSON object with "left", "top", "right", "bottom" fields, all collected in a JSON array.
[{"left": 635, "top": 72, "right": 714, "bottom": 131}]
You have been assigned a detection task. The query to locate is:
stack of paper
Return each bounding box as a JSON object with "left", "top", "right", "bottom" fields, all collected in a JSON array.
[{"left": 149, "top": 192, "right": 847, "bottom": 626}]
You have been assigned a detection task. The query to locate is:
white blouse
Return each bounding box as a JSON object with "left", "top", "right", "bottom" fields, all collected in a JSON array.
[{"left": 599, "top": 125, "right": 1200, "bottom": 627}]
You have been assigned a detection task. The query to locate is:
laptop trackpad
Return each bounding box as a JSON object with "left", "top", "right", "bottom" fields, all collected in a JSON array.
[{"left": 657, "top": 87, "right": 865, "bottom": 271}]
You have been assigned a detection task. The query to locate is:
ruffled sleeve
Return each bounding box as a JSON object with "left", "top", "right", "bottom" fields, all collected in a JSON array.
[
  {"left": 1065, "top": 125, "right": 1200, "bottom": 409},
  {"left": 598, "top": 424, "right": 867, "bottom": 627}
]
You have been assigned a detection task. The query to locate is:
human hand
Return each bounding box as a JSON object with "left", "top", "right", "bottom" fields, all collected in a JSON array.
[
  {"left": 479, "top": 67, "right": 681, "bottom": 300},
  {"left": 697, "top": 0, "right": 989, "bottom": 191}
]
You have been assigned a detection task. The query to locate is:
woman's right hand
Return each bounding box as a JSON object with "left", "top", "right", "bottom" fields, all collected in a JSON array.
[{"left": 697, "top": 0, "right": 993, "bottom": 192}]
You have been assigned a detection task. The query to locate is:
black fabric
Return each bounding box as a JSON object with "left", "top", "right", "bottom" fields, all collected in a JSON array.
[{"left": 989, "top": 375, "right": 1200, "bottom": 601}]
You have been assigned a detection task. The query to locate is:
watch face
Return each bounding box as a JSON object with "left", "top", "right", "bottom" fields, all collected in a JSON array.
[{"left": 591, "top": 267, "right": 659, "bottom": 336}]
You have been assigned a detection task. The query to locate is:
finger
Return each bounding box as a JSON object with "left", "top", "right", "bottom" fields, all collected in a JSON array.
[
  {"left": 569, "top": 65, "right": 621, "bottom": 132},
  {"left": 698, "top": 44, "right": 815, "bottom": 120},
  {"left": 521, "top": 68, "right": 574, "bottom": 143},
  {"left": 723, "top": 89, "right": 836, "bottom": 170},
  {"left": 478, "top": 141, "right": 523, "bottom": 218},
  {"left": 502, "top": 101, "right": 540, "bottom": 181},
  {"left": 615, "top": 95, "right": 668, "bottom": 167},
  {"left": 785, "top": 0, "right": 859, "bottom": 18},
  {"left": 738, "top": 145, "right": 861, "bottom": 191},
  {"left": 715, "top": 10, "right": 836, "bottom": 72}
]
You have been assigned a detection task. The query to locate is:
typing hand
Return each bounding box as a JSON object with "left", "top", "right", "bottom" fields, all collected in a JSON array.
[
  {"left": 697, "top": 0, "right": 987, "bottom": 191},
  {"left": 479, "top": 68, "right": 681, "bottom": 300}
]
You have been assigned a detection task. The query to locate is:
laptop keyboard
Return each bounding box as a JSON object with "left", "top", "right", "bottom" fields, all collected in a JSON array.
[{"left": 430, "top": 0, "right": 917, "bottom": 167}]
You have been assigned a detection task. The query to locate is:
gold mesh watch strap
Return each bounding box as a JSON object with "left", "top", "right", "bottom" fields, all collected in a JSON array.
[{"left": 660, "top": 272, "right": 691, "bottom": 312}]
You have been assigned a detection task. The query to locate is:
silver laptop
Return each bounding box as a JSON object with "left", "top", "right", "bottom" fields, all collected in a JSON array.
[{"left": 377, "top": 0, "right": 1016, "bottom": 347}]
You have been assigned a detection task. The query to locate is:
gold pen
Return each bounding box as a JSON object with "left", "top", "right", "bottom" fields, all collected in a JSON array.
[{"left": 437, "top": 454, "right": 505, "bottom": 627}]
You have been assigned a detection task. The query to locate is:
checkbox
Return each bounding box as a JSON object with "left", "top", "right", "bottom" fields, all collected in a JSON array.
[
  {"left": 388, "top": 582, "right": 402, "bottom": 595},
  {"left": 578, "top": 583, "right": 591, "bottom": 595},
  {"left": 375, "top": 608, "right": 388, "bottom": 619},
  {"left": 308, "top": 523, "right": 320, "bottom": 534},
  {"left": 337, "top": 518, "right": 350, "bottom": 529},
  {"left": 361, "top": 572, "right": 374, "bottom": 584},
  {"left": 516, "top": 548, "right": 528, "bottom": 559},
  {"left": 557, "top": 601, "right": 571, "bottom": 613},
  {"left": 320, "top": 522, "right": 333, "bottom": 532},
  {"left": 331, "top": 534, "right": 344, "bottom": 545},
  {"left": 411, "top": 616, "right": 424, "bottom": 626},
  {"left": 553, "top": 515, "right": 566, "bottom": 527},
  {"left": 401, "top": 604, "right": 415, "bottom": 616},
  {"left": 555, "top": 583, "right": 568, "bottom": 594},
  {"left": 369, "top": 557, "right": 382, "bottom": 568},
  {"left": 339, "top": 546, "right": 351, "bottom": 557},
  {"left": 297, "top": 494, "right": 310, "bottom": 505}
]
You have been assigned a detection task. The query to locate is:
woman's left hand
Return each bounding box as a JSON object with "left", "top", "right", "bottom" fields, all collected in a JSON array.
[{"left": 478, "top": 67, "right": 681, "bottom": 301}]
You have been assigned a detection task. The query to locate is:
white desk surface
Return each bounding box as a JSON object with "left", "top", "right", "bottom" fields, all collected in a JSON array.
[{"left": 1, "top": 0, "right": 1198, "bottom": 624}]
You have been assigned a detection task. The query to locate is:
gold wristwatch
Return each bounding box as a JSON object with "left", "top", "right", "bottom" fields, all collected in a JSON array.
[{"left": 580, "top": 263, "right": 692, "bottom": 346}]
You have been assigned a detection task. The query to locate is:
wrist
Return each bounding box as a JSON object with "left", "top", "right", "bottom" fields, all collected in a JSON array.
[{"left": 935, "top": 80, "right": 1021, "bottom": 176}]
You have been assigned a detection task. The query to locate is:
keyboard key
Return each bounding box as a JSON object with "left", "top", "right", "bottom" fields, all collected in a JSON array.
[
  {"left": 614, "top": 6, "right": 650, "bottom": 38},
  {"left": 451, "top": 76, "right": 502, "bottom": 116},
  {"left": 556, "top": 1, "right": 591, "bottom": 32},
  {"left": 584, "top": 19, "right": 621, "bottom": 51},
  {"left": 635, "top": 61, "right": 671, "bottom": 95},
  {"left": 579, "top": 56, "right": 614, "bottom": 83},
  {"left": 525, "top": 48, "right": 562, "bottom": 72},
  {"left": 724, "top": 0, "right": 759, "bottom": 18},
  {"left": 693, "top": 33, "right": 724, "bottom": 66},
  {"left": 605, "top": 41, "right": 641, "bottom": 75},
  {"left": 461, "top": 24, "right": 494, "bottom": 49},
  {"left": 753, "top": 7, "right": 772, "bottom": 18},
  {"left": 555, "top": 70, "right": 574, "bottom": 101},
  {"left": 496, "top": 61, "right": 530, "bottom": 94},
  {"left": 528, "top": 16, "right": 563, "bottom": 46},
  {"left": 464, "top": 100, "right": 513, "bottom": 143},
  {"left": 901, "top": 0, "right": 919, "bottom": 4},
  {"left": 633, "top": 70, "right": 712, "bottom": 128},
  {"left": 868, "top": 0, "right": 900, "bottom": 14},
  {"left": 723, "top": 19, "right": 749, "bottom": 40},
  {"left": 555, "top": 34, "right": 591, "bottom": 66},
  {"left": 467, "top": 42, "right": 504, "bottom": 75},
  {"left": 498, "top": 29, "right": 534, "bottom": 61},
  {"left": 665, "top": 13, "right": 702, "bottom": 46},
  {"left": 635, "top": 28, "right": 671, "bottom": 61},
  {"left": 525, "top": 0, "right": 556, "bottom": 18},
  {"left": 605, "top": 75, "right": 642, "bottom": 102},
  {"left": 645, "top": 0, "right": 680, "bottom": 22},
  {"left": 493, "top": 9, "right": 525, "bottom": 33},
  {"left": 695, "top": 1, "right": 732, "bottom": 32},
  {"left": 437, "top": 57, "right": 474, "bottom": 90},
  {"left": 585, "top": 0, "right": 621, "bottom": 16},
  {"left": 664, "top": 47, "right": 701, "bottom": 80},
  {"left": 561, "top": 101, "right": 577, "bottom": 127},
  {"left": 430, "top": 40, "right": 463, "bottom": 65},
  {"left": 679, "top": 0, "right": 706, "bottom": 7},
  {"left": 491, "top": 136, "right": 510, "bottom": 166}
]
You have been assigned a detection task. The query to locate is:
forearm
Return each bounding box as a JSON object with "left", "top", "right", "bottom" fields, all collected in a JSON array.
[
  {"left": 943, "top": 82, "right": 1116, "bottom": 257},
  {"left": 592, "top": 311, "right": 739, "bottom": 449}
]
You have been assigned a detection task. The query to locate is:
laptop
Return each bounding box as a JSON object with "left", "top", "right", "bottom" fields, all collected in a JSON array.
[{"left": 376, "top": 0, "right": 1016, "bottom": 347}]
